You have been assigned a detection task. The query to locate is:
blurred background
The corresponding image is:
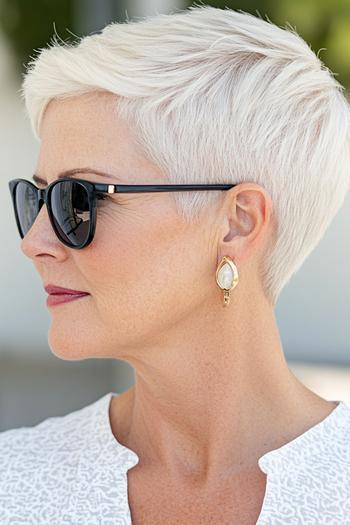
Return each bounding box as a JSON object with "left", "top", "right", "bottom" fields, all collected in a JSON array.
[{"left": 0, "top": 0, "right": 349, "bottom": 431}]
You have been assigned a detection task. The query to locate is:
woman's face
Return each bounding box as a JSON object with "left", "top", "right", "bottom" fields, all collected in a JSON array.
[{"left": 21, "top": 91, "right": 219, "bottom": 361}]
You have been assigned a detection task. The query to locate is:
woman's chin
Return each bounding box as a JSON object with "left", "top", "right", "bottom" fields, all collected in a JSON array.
[{"left": 47, "top": 330, "right": 88, "bottom": 361}]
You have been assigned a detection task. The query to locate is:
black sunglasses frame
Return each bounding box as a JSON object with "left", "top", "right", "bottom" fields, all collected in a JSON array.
[{"left": 8, "top": 177, "right": 237, "bottom": 249}]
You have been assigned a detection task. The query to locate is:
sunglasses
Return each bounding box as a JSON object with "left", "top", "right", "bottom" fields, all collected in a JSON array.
[{"left": 8, "top": 177, "right": 237, "bottom": 249}]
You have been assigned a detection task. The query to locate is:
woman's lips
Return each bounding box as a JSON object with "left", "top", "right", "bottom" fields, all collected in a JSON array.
[
  {"left": 44, "top": 284, "right": 89, "bottom": 295},
  {"left": 44, "top": 284, "right": 90, "bottom": 307},
  {"left": 46, "top": 294, "right": 89, "bottom": 307}
]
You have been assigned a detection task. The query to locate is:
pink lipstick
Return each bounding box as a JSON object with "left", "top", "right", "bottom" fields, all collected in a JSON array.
[{"left": 44, "top": 284, "right": 90, "bottom": 307}]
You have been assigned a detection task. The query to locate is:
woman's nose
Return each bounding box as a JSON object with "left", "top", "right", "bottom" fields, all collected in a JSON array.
[{"left": 20, "top": 204, "right": 67, "bottom": 260}]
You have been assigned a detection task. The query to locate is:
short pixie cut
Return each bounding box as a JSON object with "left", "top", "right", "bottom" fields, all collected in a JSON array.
[{"left": 20, "top": 4, "right": 350, "bottom": 306}]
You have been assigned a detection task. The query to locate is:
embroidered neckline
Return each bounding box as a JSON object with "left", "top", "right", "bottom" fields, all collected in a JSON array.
[
  {"left": 96, "top": 392, "right": 350, "bottom": 474},
  {"left": 258, "top": 399, "right": 350, "bottom": 473}
]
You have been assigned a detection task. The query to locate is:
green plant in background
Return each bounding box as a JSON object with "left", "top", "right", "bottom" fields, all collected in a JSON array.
[{"left": 0, "top": 0, "right": 75, "bottom": 82}]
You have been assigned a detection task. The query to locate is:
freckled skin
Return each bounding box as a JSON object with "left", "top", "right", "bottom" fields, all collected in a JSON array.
[{"left": 21, "top": 90, "right": 336, "bottom": 521}]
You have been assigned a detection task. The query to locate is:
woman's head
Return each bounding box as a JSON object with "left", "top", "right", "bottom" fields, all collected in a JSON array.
[
  {"left": 19, "top": 5, "right": 350, "bottom": 359},
  {"left": 21, "top": 88, "right": 273, "bottom": 360}
]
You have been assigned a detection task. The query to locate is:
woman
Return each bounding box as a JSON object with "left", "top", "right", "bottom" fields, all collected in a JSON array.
[{"left": 2, "top": 4, "right": 350, "bottom": 524}]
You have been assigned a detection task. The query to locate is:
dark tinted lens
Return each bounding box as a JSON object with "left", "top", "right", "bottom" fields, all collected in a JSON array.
[
  {"left": 50, "top": 181, "right": 91, "bottom": 247},
  {"left": 15, "top": 181, "right": 39, "bottom": 236}
]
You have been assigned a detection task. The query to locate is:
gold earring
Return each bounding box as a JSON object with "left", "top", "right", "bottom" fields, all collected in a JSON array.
[{"left": 215, "top": 256, "right": 239, "bottom": 307}]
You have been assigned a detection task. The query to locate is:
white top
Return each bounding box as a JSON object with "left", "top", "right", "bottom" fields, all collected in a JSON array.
[{"left": 0, "top": 392, "right": 349, "bottom": 524}]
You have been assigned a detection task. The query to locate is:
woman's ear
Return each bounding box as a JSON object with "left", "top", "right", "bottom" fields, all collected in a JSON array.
[{"left": 217, "top": 183, "right": 273, "bottom": 266}]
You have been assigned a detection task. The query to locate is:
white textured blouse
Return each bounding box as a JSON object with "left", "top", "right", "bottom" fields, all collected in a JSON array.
[{"left": 0, "top": 391, "right": 350, "bottom": 524}]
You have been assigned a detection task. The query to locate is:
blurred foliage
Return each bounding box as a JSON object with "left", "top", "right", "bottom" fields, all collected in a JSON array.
[
  {"left": 1, "top": 0, "right": 350, "bottom": 89},
  {"left": 0, "top": 0, "right": 76, "bottom": 81}
]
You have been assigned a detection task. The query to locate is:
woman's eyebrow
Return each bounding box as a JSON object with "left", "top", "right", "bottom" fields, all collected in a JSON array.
[{"left": 32, "top": 168, "right": 121, "bottom": 186}]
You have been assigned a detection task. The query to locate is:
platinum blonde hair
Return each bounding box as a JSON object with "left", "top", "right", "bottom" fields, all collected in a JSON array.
[{"left": 20, "top": 4, "right": 350, "bottom": 306}]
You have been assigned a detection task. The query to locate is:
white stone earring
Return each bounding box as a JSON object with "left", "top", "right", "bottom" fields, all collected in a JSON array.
[{"left": 215, "top": 256, "right": 239, "bottom": 307}]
